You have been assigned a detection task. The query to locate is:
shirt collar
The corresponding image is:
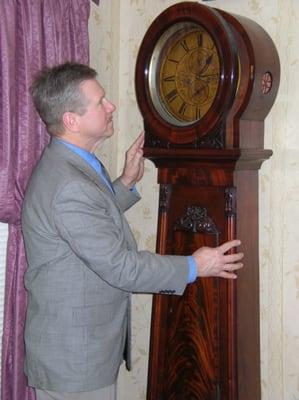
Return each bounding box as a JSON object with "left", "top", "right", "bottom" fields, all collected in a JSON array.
[
  {"left": 55, "top": 138, "right": 100, "bottom": 172},
  {"left": 53, "top": 138, "right": 118, "bottom": 195}
]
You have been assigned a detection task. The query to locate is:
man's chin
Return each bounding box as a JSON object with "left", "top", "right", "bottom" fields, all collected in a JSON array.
[
  {"left": 106, "top": 127, "right": 114, "bottom": 138},
  {"left": 93, "top": 130, "right": 114, "bottom": 148}
]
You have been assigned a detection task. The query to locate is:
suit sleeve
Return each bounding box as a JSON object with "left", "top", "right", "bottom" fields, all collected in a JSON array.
[
  {"left": 112, "top": 177, "right": 141, "bottom": 212},
  {"left": 53, "top": 180, "right": 189, "bottom": 295}
]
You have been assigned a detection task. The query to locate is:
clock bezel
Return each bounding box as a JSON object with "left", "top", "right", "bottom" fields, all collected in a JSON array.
[
  {"left": 148, "top": 21, "right": 221, "bottom": 127},
  {"left": 135, "top": 2, "right": 239, "bottom": 144}
]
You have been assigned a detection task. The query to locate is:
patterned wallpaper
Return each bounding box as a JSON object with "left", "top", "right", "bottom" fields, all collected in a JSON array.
[{"left": 89, "top": 1, "right": 299, "bottom": 399}]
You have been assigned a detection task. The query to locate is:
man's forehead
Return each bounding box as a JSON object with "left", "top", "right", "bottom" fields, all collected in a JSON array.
[{"left": 80, "top": 78, "right": 105, "bottom": 96}]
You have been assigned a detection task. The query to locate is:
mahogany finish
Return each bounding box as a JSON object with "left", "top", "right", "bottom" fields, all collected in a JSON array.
[
  {"left": 135, "top": 2, "right": 238, "bottom": 145},
  {"left": 135, "top": 2, "right": 280, "bottom": 399}
]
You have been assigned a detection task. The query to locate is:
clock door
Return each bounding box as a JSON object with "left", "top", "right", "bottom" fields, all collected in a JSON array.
[{"left": 147, "top": 183, "right": 237, "bottom": 400}]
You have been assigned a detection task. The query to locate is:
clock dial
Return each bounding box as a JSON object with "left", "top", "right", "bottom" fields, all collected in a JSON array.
[
  {"left": 149, "top": 23, "right": 220, "bottom": 127},
  {"left": 160, "top": 29, "right": 220, "bottom": 124}
]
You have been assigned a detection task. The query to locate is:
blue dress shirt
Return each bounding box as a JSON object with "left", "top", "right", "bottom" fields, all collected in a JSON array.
[{"left": 56, "top": 139, "right": 197, "bottom": 284}]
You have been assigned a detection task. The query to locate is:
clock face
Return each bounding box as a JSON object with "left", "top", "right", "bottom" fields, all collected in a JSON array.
[{"left": 149, "top": 22, "right": 220, "bottom": 127}]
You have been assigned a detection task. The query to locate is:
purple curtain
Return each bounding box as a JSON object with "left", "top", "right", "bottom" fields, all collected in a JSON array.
[{"left": 0, "top": 1, "right": 91, "bottom": 399}]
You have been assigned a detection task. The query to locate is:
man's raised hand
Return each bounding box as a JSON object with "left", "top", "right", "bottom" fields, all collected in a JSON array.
[{"left": 120, "top": 132, "right": 145, "bottom": 189}]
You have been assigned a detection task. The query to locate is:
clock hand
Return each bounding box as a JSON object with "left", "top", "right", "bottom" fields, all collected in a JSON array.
[
  {"left": 198, "top": 72, "right": 218, "bottom": 84},
  {"left": 191, "top": 83, "right": 206, "bottom": 101},
  {"left": 196, "top": 54, "right": 213, "bottom": 79}
]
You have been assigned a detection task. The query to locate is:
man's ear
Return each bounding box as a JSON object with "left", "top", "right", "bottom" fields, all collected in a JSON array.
[{"left": 62, "top": 111, "right": 80, "bottom": 133}]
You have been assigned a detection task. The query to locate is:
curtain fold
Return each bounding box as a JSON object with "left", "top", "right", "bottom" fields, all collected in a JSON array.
[{"left": 0, "top": 1, "right": 91, "bottom": 399}]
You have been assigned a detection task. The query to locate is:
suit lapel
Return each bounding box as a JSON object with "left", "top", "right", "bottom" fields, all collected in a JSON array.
[{"left": 47, "top": 138, "right": 116, "bottom": 200}]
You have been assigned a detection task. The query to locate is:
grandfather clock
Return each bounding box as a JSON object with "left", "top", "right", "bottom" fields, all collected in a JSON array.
[{"left": 135, "top": 2, "right": 280, "bottom": 399}]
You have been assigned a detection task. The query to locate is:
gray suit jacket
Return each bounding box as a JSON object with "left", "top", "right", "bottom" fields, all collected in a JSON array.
[{"left": 21, "top": 138, "right": 189, "bottom": 392}]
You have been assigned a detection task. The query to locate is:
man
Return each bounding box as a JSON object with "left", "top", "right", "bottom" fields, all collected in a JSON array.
[{"left": 22, "top": 63, "right": 243, "bottom": 400}]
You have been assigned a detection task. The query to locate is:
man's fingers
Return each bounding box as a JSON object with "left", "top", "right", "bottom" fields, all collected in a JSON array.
[
  {"left": 218, "top": 239, "right": 241, "bottom": 254},
  {"left": 137, "top": 159, "right": 145, "bottom": 181},
  {"left": 129, "top": 150, "right": 144, "bottom": 169},
  {"left": 127, "top": 132, "right": 145, "bottom": 154},
  {"left": 218, "top": 260, "right": 244, "bottom": 279},
  {"left": 223, "top": 252, "right": 244, "bottom": 263},
  {"left": 223, "top": 262, "right": 243, "bottom": 271},
  {"left": 218, "top": 271, "right": 237, "bottom": 279}
]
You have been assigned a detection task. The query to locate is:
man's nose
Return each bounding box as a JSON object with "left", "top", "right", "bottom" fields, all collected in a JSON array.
[{"left": 105, "top": 99, "right": 116, "bottom": 113}]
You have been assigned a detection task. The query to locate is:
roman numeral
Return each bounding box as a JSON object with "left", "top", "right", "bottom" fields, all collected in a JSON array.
[
  {"left": 180, "top": 39, "right": 189, "bottom": 53},
  {"left": 167, "top": 58, "right": 179, "bottom": 64},
  {"left": 195, "top": 107, "right": 201, "bottom": 119},
  {"left": 206, "top": 54, "right": 213, "bottom": 65},
  {"left": 163, "top": 75, "right": 175, "bottom": 82},
  {"left": 197, "top": 32, "right": 203, "bottom": 47},
  {"left": 166, "top": 89, "right": 178, "bottom": 103},
  {"left": 178, "top": 102, "right": 187, "bottom": 116}
]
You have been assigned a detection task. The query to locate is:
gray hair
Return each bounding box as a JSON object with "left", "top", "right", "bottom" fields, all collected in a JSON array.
[{"left": 30, "top": 62, "right": 97, "bottom": 135}]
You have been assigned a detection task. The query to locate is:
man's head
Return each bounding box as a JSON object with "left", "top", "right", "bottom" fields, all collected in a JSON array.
[
  {"left": 30, "top": 63, "right": 116, "bottom": 148},
  {"left": 31, "top": 62, "right": 96, "bottom": 135}
]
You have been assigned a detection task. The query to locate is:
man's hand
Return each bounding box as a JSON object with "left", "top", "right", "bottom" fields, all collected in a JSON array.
[
  {"left": 120, "top": 132, "right": 145, "bottom": 189},
  {"left": 193, "top": 240, "right": 244, "bottom": 279}
]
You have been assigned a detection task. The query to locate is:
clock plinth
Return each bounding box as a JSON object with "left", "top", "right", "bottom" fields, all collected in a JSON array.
[{"left": 135, "top": 2, "right": 280, "bottom": 399}]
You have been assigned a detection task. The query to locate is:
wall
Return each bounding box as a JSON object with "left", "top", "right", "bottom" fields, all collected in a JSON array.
[{"left": 89, "top": 1, "right": 299, "bottom": 399}]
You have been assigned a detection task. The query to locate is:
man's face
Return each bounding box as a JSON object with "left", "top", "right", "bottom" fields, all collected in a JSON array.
[{"left": 77, "top": 79, "right": 116, "bottom": 146}]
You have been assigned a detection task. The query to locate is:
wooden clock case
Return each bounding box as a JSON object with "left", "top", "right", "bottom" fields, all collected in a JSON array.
[{"left": 135, "top": 2, "right": 280, "bottom": 399}]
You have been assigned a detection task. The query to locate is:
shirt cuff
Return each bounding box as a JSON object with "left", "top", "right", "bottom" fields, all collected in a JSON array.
[
  {"left": 130, "top": 185, "right": 139, "bottom": 195},
  {"left": 187, "top": 255, "right": 197, "bottom": 283}
]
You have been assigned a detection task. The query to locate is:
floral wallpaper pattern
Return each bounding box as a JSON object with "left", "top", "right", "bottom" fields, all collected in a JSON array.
[{"left": 89, "top": 0, "right": 299, "bottom": 399}]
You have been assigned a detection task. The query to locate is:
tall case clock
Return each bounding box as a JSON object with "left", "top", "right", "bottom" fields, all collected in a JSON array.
[{"left": 135, "top": 2, "right": 280, "bottom": 399}]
